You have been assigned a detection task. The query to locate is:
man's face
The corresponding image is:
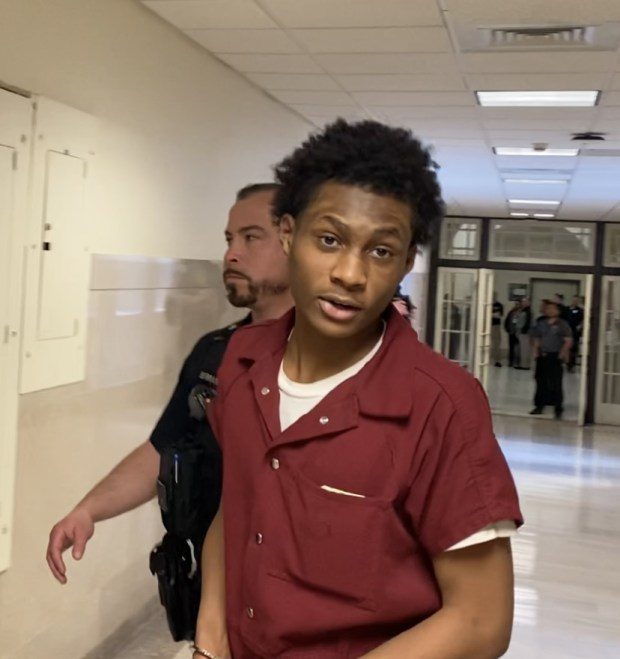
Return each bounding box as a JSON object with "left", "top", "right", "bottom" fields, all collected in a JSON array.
[
  {"left": 545, "top": 302, "right": 560, "bottom": 319},
  {"left": 280, "top": 182, "right": 415, "bottom": 339},
  {"left": 223, "top": 190, "right": 289, "bottom": 308}
]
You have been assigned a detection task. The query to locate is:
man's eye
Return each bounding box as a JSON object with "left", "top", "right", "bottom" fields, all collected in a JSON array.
[
  {"left": 319, "top": 235, "right": 339, "bottom": 248},
  {"left": 371, "top": 246, "right": 392, "bottom": 259},
  {"left": 245, "top": 234, "right": 259, "bottom": 242}
]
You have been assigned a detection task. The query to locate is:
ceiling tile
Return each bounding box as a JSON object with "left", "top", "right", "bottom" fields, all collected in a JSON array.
[
  {"left": 370, "top": 106, "right": 479, "bottom": 120},
  {"left": 461, "top": 52, "right": 617, "bottom": 74},
  {"left": 467, "top": 73, "right": 608, "bottom": 91},
  {"left": 314, "top": 53, "right": 459, "bottom": 74},
  {"left": 600, "top": 91, "right": 620, "bottom": 105},
  {"left": 444, "top": 0, "right": 620, "bottom": 24},
  {"left": 216, "top": 53, "right": 323, "bottom": 73},
  {"left": 290, "top": 27, "right": 451, "bottom": 53},
  {"left": 353, "top": 91, "right": 475, "bottom": 106},
  {"left": 185, "top": 28, "right": 301, "bottom": 53},
  {"left": 245, "top": 73, "right": 341, "bottom": 91},
  {"left": 289, "top": 104, "right": 368, "bottom": 118},
  {"left": 268, "top": 90, "right": 354, "bottom": 105},
  {"left": 336, "top": 73, "right": 466, "bottom": 92},
  {"left": 141, "top": 1, "right": 276, "bottom": 29},
  {"left": 261, "top": 0, "right": 443, "bottom": 28}
]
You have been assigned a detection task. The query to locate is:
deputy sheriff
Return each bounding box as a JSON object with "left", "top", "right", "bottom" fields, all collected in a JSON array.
[{"left": 46, "top": 183, "right": 292, "bottom": 594}]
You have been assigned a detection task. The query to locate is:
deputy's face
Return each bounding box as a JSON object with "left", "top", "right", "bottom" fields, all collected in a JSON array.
[
  {"left": 280, "top": 182, "right": 415, "bottom": 339},
  {"left": 223, "top": 191, "right": 289, "bottom": 308}
]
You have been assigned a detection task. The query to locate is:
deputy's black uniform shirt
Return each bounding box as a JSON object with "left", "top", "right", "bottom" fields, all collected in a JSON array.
[{"left": 150, "top": 314, "right": 251, "bottom": 454}]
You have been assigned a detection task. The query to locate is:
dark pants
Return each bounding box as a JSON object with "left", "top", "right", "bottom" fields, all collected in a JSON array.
[
  {"left": 534, "top": 353, "right": 564, "bottom": 411},
  {"left": 508, "top": 334, "right": 519, "bottom": 366}
]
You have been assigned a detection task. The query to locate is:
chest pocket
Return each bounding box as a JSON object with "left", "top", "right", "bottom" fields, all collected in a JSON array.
[
  {"left": 267, "top": 428, "right": 397, "bottom": 610},
  {"left": 269, "top": 467, "right": 390, "bottom": 610}
]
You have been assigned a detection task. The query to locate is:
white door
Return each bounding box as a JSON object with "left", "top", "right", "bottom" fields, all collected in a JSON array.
[
  {"left": 596, "top": 276, "right": 620, "bottom": 425},
  {"left": 0, "top": 90, "right": 32, "bottom": 571},
  {"left": 474, "top": 268, "right": 494, "bottom": 391},
  {"left": 434, "top": 267, "right": 477, "bottom": 371},
  {"left": 578, "top": 274, "right": 593, "bottom": 426}
]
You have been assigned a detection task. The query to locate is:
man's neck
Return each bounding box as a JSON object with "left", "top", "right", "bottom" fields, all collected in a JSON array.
[
  {"left": 250, "top": 292, "right": 294, "bottom": 324},
  {"left": 283, "top": 315, "right": 384, "bottom": 384}
]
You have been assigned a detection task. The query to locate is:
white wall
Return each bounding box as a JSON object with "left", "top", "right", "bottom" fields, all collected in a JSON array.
[
  {"left": 0, "top": 0, "right": 311, "bottom": 260},
  {"left": 0, "top": 1, "right": 311, "bottom": 656}
]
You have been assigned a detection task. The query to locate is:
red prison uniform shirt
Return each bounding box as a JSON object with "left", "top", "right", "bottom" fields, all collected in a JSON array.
[{"left": 209, "top": 307, "right": 523, "bottom": 658}]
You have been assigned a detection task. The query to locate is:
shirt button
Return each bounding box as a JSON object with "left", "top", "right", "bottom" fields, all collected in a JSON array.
[
  {"left": 271, "top": 457, "right": 280, "bottom": 470},
  {"left": 319, "top": 416, "right": 329, "bottom": 425},
  {"left": 261, "top": 387, "right": 270, "bottom": 395},
  {"left": 246, "top": 607, "right": 255, "bottom": 619},
  {"left": 256, "top": 532, "right": 263, "bottom": 545}
]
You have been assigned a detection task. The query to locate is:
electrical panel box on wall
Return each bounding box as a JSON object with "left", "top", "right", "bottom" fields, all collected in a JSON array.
[
  {"left": 0, "top": 88, "right": 32, "bottom": 571},
  {"left": 19, "top": 97, "right": 97, "bottom": 393}
]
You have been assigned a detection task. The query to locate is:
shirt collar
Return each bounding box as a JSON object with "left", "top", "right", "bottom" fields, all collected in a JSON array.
[{"left": 236, "top": 305, "right": 418, "bottom": 420}]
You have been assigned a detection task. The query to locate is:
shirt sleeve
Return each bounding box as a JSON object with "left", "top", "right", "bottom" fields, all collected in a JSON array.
[
  {"left": 149, "top": 354, "right": 196, "bottom": 453},
  {"left": 403, "top": 379, "right": 523, "bottom": 557},
  {"left": 446, "top": 520, "right": 517, "bottom": 551}
]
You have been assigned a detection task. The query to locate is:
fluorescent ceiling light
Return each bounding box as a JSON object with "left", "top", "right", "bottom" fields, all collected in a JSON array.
[
  {"left": 503, "top": 178, "right": 568, "bottom": 185},
  {"left": 494, "top": 147, "right": 579, "bottom": 157},
  {"left": 476, "top": 90, "right": 599, "bottom": 107},
  {"left": 533, "top": 213, "right": 555, "bottom": 218},
  {"left": 508, "top": 199, "right": 561, "bottom": 206},
  {"left": 510, "top": 212, "right": 529, "bottom": 217}
]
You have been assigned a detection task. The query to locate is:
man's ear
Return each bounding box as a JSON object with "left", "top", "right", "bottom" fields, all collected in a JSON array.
[{"left": 279, "top": 214, "right": 295, "bottom": 256}]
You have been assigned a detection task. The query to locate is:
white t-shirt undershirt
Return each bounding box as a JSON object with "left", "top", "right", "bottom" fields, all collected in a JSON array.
[{"left": 278, "top": 330, "right": 516, "bottom": 551}]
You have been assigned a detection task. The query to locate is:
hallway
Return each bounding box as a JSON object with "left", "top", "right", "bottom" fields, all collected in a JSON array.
[{"left": 103, "top": 416, "right": 620, "bottom": 659}]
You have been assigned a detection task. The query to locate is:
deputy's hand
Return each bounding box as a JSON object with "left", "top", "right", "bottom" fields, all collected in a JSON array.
[{"left": 46, "top": 508, "right": 95, "bottom": 584}]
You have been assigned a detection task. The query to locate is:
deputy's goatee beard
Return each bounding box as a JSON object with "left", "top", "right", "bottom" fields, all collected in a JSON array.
[{"left": 226, "top": 279, "right": 289, "bottom": 308}]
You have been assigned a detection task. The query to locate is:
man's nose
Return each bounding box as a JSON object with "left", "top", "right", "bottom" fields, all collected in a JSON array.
[
  {"left": 330, "top": 251, "right": 367, "bottom": 290},
  {"left": 224, "top": 241, "right": 240, "bottom": 264}
]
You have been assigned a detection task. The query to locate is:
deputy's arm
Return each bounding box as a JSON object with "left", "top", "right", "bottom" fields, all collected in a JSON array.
[
  {"left": 46, "top": 439, "right": 159, "bottom": 583},
  {"left": 362, "top": 538, "right": 514, "bottom": 659},
  {"left": 560, "top": 335, "right": 573, "bottom": 362},
  {"left": 195, "top": 506, "right": 230, "bottom": 658}
]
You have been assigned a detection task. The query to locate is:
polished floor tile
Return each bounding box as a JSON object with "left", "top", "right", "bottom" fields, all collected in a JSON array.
[{"left": 105, "top": 416, "right": 620, "bottom": 658}]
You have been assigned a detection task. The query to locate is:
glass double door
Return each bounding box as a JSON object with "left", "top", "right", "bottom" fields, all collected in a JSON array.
[
  {"left": 435, "top": 267, "right": 594, "bottom": 425},
  {"left": 434, "top": 267, "right": 494, "bottom": 391},
  {"left": 596, "top": 276, "right": 620, "bottom": 425}
]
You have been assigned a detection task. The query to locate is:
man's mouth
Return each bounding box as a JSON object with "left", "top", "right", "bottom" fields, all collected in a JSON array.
[
  {"left": 318, "top": 296, "right": 363, "bottom": 322},
  {"left": 224, "top": 270, "right": 248, "bottom": 281}
]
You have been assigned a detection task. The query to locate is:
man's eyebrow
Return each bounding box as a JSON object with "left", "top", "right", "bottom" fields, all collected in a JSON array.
[
  {"left": 225, "top": 225, "right": 267, "bottom": 236},
  {"left": 370, "top": 225, "right": 406, "bottom": 241},
  {"left": 317, "top": 215, "right": 406, "bottom": 241}
]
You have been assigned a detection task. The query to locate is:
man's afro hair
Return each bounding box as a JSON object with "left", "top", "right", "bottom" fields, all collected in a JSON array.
[{"left": 273, "top": 119, "right": 445, "bottom": 246}]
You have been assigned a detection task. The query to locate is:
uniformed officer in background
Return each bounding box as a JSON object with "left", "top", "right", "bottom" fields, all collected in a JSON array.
[{"left": 46, "top": 182, "right": 292, "bottom": 635}]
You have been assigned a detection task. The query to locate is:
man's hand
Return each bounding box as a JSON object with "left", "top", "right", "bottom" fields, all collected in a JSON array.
[{"left": 46, "top": 507, "right": 95, "bottom": 584}]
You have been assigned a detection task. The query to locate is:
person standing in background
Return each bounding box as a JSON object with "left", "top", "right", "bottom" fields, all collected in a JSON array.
[
  {"left": 491, "top": 293, "right": 504, "bottom": 367},
  {"left": 515, "top": 297, "right": 532, "bottom": 370},
  {"left": 504, "top": 299, "right": 521, "bottom": 367},
  {"left": 530, "top": 300, "right": 573, "bottom": 419},
  {"left": 567, "top": 295, "right": 584, "bottom": 373},
  {"left": 553, "top": 293, "right": 570, "bottom": 322}
]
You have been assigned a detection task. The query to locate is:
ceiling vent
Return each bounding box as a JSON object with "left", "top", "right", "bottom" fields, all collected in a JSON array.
[
  {"left": 452, "top": 21, "right": 620, "bottom": 51},
  {"left": 571, "top": 132, "right": 606, "bottom": 141},
  {"left": 487, "top": 26, "right": 593, "bottom": 47}
]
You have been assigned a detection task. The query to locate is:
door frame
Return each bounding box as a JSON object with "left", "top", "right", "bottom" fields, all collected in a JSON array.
[{"left": 427, "top": 217, "right": 620, "bottom": 424}]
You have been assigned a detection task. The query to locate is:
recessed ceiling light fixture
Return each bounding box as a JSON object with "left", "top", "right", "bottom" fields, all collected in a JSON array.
[
  {"left": 503, "top": 178, "right": 568, "bottom": 184},
  {"left": 510, "top": 212, "right": 530, "bottom": 217},
  {"left": 533, "top": 213, "right": 555, "bottom": 218},
  {"left": 476, "top": 90, "right": 600, "bottom": 107},
  {"left": 494, "top": 147, "right": 579, "bottom": 157},
  {"left": 508, "top": 199, "right": 561, "bottom": 206}
]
